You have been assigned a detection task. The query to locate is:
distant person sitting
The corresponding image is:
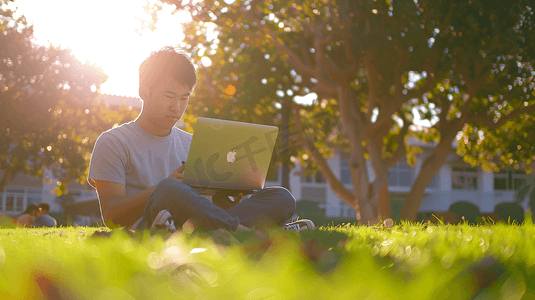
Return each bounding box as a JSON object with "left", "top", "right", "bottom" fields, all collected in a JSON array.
[
  {"left": 13, "top": 203, "right": 40, "bottom": 227},
  {"left": 33, "top": 203, "right": 57, "bottom": 227}
]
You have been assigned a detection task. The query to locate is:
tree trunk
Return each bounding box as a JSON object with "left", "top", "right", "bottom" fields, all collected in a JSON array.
[
  {"left": 359, "top": 199, "right": 380, "bottom": 225},
  {"left": 377, "top": 180, "right": 391, "bottom": 220},
  {"left": 337, "top": 83, "right": 384, "bottom": 225},
  {"left": 399, "top": 136, "right": 454, "bottom": 221},
  {"left": 281, "top": 97, "right": 290, "bottom": 190},
  {"left": 291, "top": 104, "right": 361, "bottom": 218}
]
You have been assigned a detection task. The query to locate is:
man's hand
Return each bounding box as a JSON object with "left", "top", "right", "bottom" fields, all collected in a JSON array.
[
  {"left": 213, "top": 192, "right": 243, "bottom": 211},
  {"left": 168, "top": 163, "right": 185, "bottom": 182}
]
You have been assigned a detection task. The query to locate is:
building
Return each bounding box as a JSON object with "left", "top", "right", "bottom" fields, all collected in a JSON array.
[
  {"left": 272, "top": 145, "right": 529, "bottom": 219},
  {"left": 0, "top": 94, "right": 529, "bottom": 223}
]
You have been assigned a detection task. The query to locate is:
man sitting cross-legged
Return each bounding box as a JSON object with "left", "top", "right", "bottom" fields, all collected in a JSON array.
[{"left": 87, "top": 46, "right": 315, "bottom": 233}]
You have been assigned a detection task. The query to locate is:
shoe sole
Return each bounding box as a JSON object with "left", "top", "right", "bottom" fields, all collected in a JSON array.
[
  {"left": 298, "top": 220, "right": 315, "bottom": 231},
  {"left": 151, "top": 210, "right": 171, "bottom": 229},
  {"left": 305, "top": 220, "right": 315, "bottom": 230},
  {"left": 281, "top": 219, "right": 316, "bottom": 232}
]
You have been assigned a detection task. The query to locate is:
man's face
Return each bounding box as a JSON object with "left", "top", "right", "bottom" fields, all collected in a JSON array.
[
  {"left": 39, "top": 209, "right": 48, "bottom": 216},
  {"left": 144, "top": 76, "right": 191, "bottom": 130}
]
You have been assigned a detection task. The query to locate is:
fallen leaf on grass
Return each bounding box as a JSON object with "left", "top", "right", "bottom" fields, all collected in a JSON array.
[
  {"left": 91, "top": 229, "right": 135, "bottom": 239},
  {"left": 35, "top": 273, "right": 62, "bottom": 300},
  {"left": 241, "top": 230, "right": 272, "bottom": 259},
  {"left": 430, "top": 256, "right": 506, "bottom": 300},
  {"left": 337, "top": 238, "right": 347, "bottom": 249},
  {"left": 300, "top": 239, "right": 330, "bottom": 263},
  {"left": 90, "top": 230, "right": 112, "bottom": 238}
]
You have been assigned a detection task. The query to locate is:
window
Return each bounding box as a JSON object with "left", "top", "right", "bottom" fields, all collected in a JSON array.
[
  {"left": 5, "top": 196, "right": 14, "bottom": 211},
  {"left": 5, "top": 192, "right": 23, "bottom": 212},
  {"left": 388, "top": 163, "right": 414, "bottom": 187},
  {"left": 27, "top": 197, "right": 41, "bottom": 205},
  {"left": 494, "top": 170, "right": 526, "bottom": 190},
  {"left": 15, "top": 195, "right": 23, "bottom": 211},
  {"left": 494, "top": 170, "right": 508, "bottom": 190},
  {"left": 514, "top": 171, "right": 527, "bottom": 190},
  {"left": 301, "top": 172, "right": 325, "bottom": 183},
  {"left": 340, "top": 158, "right": 353, "bottom": 184},
  {"left": 452, "top": 167, "right": 478, "bottom": 189},
  {"left": 4, "top": 188, "right": 25, "bottom": 212},
  {"left": 27, "top": 189, "right": 42, "bottom": 205}
]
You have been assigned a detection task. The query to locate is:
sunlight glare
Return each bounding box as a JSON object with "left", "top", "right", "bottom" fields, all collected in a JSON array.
[
  {"left": 9, "top": 0, "right": 191, "bottom": 98},
  {"left": 294, "top": 93, "right": 317, "bottom": 106},
  {"left": 201, "top": 56, "right": 212, "bottom": 67}
]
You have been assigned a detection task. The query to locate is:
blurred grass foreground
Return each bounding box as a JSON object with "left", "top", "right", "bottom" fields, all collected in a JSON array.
[{"left": 1, "top": 221, "right": 535, "bottom": 300}]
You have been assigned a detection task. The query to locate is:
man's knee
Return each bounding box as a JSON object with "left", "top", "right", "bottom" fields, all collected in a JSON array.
[
  {"left": 157, "top": 177, "right": 181, "bottom": 188},
  {"left": 154, "top": 178, "right": 190, "bottom": 199},
  {"left": 267, "top": 187, "right": 296, "bottom": 212}
]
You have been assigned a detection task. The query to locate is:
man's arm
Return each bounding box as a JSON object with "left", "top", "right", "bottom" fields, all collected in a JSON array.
[
  {"left": 94, "top": 164, "right": 185, "bottom": 228},
  {"left": 94, "top": 180, "right": 156, "bottom": 228}
]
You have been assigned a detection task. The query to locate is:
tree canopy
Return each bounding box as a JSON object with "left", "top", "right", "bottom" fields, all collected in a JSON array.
[
  {"left": 145, "top": 0, "right": 535, "bottom": 222},
  {"left": 0, "top": 2, "right": 137, "bottom": 195}
]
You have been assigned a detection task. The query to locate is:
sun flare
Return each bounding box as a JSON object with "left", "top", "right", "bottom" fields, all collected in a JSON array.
[{"left": 8, "top": 0, "right": 192, "bottom": 98}]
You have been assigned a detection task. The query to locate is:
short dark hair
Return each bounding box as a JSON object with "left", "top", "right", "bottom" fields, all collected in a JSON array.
[
  {"left": 39, "top": 203, "right": 50, "bottom": 212},
  {"left": 139, "top": 46, "right": 197, "bottom": 97}
]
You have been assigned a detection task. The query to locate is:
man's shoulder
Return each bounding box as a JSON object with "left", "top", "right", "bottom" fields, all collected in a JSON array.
[
  {"left": 101, "top": 122, "right": 135, "bottom": 137},
  {"left": 35, "top": 214, "right": 57, "bottom": 227},
  {"left": 96, "top": 122, "right": 137, "bottom": 145},
  {"left": 43, "top": 214, "right": 56, "bottom": 221},
  {"left": 172, "top": 127, "right": 193, "bottom": 140}
]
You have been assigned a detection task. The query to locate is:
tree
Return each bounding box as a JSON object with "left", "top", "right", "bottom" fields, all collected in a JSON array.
[
  {"left": 0, "top": 2, "right": 137, "bottom": 195},
  {"left": 399, "top": 0, "right": 535, "bottom": 220},
  {"left": 145, "top": 0, "right": 535, "bottom": 223}
]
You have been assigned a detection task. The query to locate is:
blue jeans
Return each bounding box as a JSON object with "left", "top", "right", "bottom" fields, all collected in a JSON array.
[{"left": 136, "top": 178, "right": 296, "bottom": 231}]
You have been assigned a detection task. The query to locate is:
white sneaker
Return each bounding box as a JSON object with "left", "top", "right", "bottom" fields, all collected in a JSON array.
[
  {"left": 151, "top": 210, "right": 176, "bottom": 231},
  {"left": 280, "top": 219, "right": 315, "bottom": 233}
]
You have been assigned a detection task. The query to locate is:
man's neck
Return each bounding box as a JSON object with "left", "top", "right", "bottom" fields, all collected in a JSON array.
[{"left": 135, "top": 115, "right": 171, "bottom": 137}]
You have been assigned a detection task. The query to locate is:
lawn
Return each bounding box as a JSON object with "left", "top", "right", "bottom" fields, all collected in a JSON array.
[{"left": 1, "top": 220, "right": 535, "bottom": 299}]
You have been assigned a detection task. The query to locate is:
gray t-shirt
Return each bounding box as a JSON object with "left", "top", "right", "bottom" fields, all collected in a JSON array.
[{"left": 88, "top": 120, "right": 193, "bottom": 206}]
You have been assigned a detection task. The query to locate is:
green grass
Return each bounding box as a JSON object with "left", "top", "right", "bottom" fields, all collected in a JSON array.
[{"left": 1, "top": 221, "right": 535, "bottom": 299}]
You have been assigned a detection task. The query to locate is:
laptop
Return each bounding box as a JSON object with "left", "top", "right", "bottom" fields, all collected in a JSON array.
[{"left": 182, "top": 117, "right": 279, "bottom": 196}]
